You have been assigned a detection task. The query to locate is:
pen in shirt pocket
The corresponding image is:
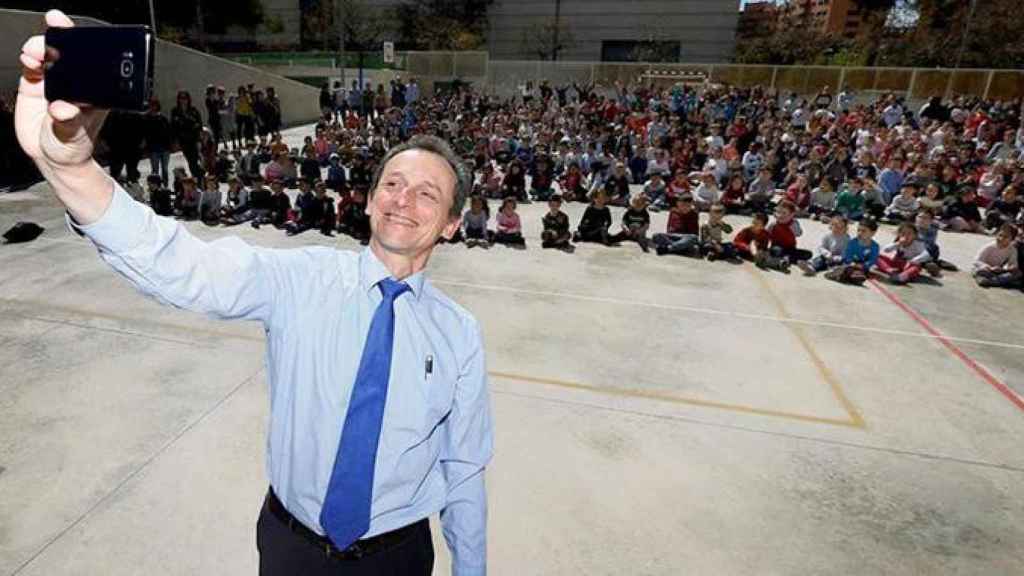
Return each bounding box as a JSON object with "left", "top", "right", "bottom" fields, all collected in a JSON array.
[{"left": 424, "top": 355, "right": 433, "bottom": 381}]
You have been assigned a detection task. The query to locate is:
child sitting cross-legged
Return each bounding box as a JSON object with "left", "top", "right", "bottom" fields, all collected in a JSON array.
[
  {"left": 734, "top": 212, "right": 787, "bottom": 271},
  {"left": 611, "top": 194, "right": 652, "bottom": 252},
  {"left": 541, "top": 194, "right": 574, "bottom": 252},
  {"left": 494, "top": 197, "right": 526, "bottom": 248},
  {"left": 876, "top": 222, "right": 931, "bottom": 285},
  {"left": 824, "top": 218, "right": 880, "bottom": 285},
  {"left": 884, "top": 183, "right": 921, "bottom": 224},
  {"left": 700, "top": 202, "right": 736, "bottom": 261},
  {"left": 462, "top": 194, "right": 491, "bottom": 248},
  {"left": 573, "top": 188, "right": 615, "bottom": 245},
  {"left": 915, "top": 208, "right": 956, "bottom": 276},
  {"left": 653, "top": 195, "right": 701, "bottom": 256},
  {"left": 767, "top": 201, "right": 812, "bottom": 271},
  {"left": 808, "top": 179, "right": 836, "bottom": 221},
  {"left": 973, "top": 223, "right": 1020, "bottom": 289},
  {"left": 798, "top": 214, "right": 850, "bottom": 276},
  {"left": 943, "top": 185, "right": 984, "bottom": 233}
]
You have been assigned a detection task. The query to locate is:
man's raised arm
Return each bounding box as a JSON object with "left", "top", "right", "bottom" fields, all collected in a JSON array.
[{"left": 15, "top": 10, "right": 287, "bottom": 326}]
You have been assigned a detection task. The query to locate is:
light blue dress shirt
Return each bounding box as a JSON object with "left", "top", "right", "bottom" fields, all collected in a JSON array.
[{"left": 66, "top": 181, "right": 494, "bottom": 575}]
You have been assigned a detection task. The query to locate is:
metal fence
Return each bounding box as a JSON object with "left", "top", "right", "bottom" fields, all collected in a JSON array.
[{"left": 401, "top": 54, "right": 1024, "bottom": 101}]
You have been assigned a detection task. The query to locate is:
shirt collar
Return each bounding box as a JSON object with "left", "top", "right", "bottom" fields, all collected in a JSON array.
[{"left": 358, "top": 246, "right": 426, "bottom": 302}]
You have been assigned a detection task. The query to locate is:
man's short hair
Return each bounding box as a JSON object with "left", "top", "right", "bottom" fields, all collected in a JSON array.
[
  {"left": 549, "top": 194, "right": 563, "bottom": 203},
  {"left": 369, "top": 135, "right": 471, "bottom": 219},
  {"left": 860, "top": 218, "right": 879, "bottom": 232}
]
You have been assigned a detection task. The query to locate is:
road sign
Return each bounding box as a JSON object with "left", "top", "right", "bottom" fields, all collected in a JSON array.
[{"left": 383, "top": 42, "right": 395, "bottom": 64}]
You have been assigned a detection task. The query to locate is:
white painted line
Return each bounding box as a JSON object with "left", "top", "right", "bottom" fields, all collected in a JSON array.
[
  {"left": 433, "top": 278, "right": 1024, "bottom": 352},
  {"left": 23, "top": 236, "right": 1024, "bottom": 352}
]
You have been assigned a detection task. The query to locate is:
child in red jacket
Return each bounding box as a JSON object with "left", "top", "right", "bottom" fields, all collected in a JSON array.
[{"left": 768, "top": 201, "right": 813, "bottom": 266}]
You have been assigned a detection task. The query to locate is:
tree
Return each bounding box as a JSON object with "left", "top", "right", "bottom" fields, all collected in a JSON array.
[
  {"left": 520, "top": 21, "right": 576, "bottom": 61},
  {"left": 395, "top": 0, "right": 494, "bottom": 50},
  {"left": 302, "top": 0, "right": 336, "bottom": 51}
]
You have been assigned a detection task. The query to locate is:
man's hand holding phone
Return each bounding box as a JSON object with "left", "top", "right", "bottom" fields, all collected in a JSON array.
[{"left": 16, "top": 10, "right": 115, "bottom": 226}]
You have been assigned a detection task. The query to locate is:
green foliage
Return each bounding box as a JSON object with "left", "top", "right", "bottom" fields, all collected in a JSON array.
[
  {"left": 737, "top": 0, "right": 1024, "bottom": 69},
  {"left": 395, "top": 0, "right": 493, "bottom": 50}
]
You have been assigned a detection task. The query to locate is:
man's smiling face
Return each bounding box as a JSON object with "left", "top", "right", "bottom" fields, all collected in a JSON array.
[{"left": 366, "top": 149, "right": 461, "bottom": 258}]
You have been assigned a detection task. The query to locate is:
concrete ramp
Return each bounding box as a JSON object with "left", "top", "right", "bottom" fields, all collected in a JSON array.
[{"left": 0, "top": 9, "right": 320, "bottom": 126}]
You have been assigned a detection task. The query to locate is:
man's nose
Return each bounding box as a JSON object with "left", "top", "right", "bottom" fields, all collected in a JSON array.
[{"left": 392, "top": 185, "right": 416, "bottom": 208}]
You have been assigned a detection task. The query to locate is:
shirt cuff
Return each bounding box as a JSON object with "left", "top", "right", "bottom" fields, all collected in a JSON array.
[{"left": 65, "top": 179, "right": 149, "bottom": 254}]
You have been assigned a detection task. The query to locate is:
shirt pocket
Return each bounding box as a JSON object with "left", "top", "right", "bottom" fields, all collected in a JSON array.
[{"left": 421, "top": 350, "right": 456, "bottom": 428}]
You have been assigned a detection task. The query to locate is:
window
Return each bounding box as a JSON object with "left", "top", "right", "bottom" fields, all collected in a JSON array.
[{"left": 601, "top": 40, "right": 681, "bottom": 63}]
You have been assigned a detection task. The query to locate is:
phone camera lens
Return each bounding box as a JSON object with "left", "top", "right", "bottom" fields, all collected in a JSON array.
[{"left": 121, "top": 60, "right": 134, "bottom": 78}]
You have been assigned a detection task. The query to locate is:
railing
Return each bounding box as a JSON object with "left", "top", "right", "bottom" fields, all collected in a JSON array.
[{"left": 212, "top": 50, "right": 1024, "bottom": 101}]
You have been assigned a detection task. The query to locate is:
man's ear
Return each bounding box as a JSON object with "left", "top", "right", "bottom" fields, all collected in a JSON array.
[{"left": 441, "top": 216, "right": 462, "bottom": 241}]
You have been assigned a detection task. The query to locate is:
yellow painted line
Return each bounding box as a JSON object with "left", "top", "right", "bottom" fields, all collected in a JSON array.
[
  {"left": 746, "top": 269, "right": 866, "bottom": 429},
  {"left": 2, "top": 287, "right": 865, "bottom": 429},
  {"left": 490, "top": 371, "right": 864, "bottom": 428}
]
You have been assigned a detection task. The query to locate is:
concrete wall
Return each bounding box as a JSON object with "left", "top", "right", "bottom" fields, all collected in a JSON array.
[
  {"left": 487, "top": 0, "right": 738, "bottom": 63},
  {"left": 0, "top": 9, "right": 321, "bottom": 126}
]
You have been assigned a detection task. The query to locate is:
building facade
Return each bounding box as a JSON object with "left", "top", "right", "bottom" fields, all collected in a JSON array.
[
  {"left": 736, "top": 1, "right": 779, "bottom": 41},
  {"left": 778, "top": 0, "right": 867, "bottom": 39},
  {"left": 486, "top": 0, "right": 739, "bottom": 63}
]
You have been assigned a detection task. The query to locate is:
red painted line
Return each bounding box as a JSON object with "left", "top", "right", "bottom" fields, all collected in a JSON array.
[{"left": 869, "top": 279, "right": 1024, "bottom": 413}]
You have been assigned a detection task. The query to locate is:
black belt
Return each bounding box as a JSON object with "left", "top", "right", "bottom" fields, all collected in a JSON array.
[{"left": 265, "top": 487, "right": 427, "bottom": 560}]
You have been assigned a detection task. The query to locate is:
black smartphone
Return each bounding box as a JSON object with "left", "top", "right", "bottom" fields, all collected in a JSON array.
[{"left": 44, "top": 26, "right": 155, "bottom": 112}]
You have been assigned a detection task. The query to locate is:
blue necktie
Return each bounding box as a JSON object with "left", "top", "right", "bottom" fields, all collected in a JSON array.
[{"left": 320, "top": 277, "right": 410, "bottom": 550}]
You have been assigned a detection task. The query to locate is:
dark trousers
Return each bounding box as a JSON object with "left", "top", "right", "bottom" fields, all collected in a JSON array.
[{"left": 256, "top": 496, "right": 434, "bottom": 576}]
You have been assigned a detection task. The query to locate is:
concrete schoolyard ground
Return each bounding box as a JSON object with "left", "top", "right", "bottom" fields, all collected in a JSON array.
[{"left": 2, "top": 125, "right": 1023, "bottom": 575}]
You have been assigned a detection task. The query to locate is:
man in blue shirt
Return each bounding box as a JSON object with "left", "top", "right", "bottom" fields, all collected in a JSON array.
[{"left": 15, "top": 11, "right": 493, "bottom": 576}]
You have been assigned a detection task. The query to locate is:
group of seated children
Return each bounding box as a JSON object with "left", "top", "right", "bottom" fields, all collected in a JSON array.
[
  {"left": 457, "top": 186, "right": 1023, "bottom": 289},
  {"left": 144, "top": 172, "right": 372, "bottom": 244}
]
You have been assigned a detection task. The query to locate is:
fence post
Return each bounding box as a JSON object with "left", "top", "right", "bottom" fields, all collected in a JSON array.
[
  {"left": 907, "top": 69, "right": 918, "bottom": 100},
  {"left": 770, "top": 66, "right": 778, "bottom": 91},
  {"left": 837, "top": 67, "right": 847, "bottom": 94},
  {"left": 983, "top": 70, "right": 994, "bottom": 100}
]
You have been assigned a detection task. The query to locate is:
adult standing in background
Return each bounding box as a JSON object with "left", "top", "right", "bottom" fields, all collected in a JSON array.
[
  {"left": 205, "top": 84, "right": 223, "bottom": 147},
  {"left": 266, "top": 86, "right": 282, "bottom": 136},
  {"left": 170, "top": 89, "right": 203, "bottom": 179},
  {"left": 236, "top": 85, "right": 256, "bottom": 142},
  {"left": 144, "top": 97, "right": 171, "bottom": 181},
  {"left": 16, "top": 11, "right": 493, "bottom": 576}
]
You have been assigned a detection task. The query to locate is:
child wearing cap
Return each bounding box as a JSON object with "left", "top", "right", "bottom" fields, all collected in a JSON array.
[{"left": 541, "top": 194, "right": 573, "bottom": 251}]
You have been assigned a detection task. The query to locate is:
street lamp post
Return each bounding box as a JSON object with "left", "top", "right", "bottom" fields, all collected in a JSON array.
[
  {"left": 552, "top": 0, "right": 562, "bottom": 61},
  {"left": 148, "top": 0, "right": 157, "bottom": 35},
  {"left": 953, "top": 0, "right": 978, "bottom": 70}
]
